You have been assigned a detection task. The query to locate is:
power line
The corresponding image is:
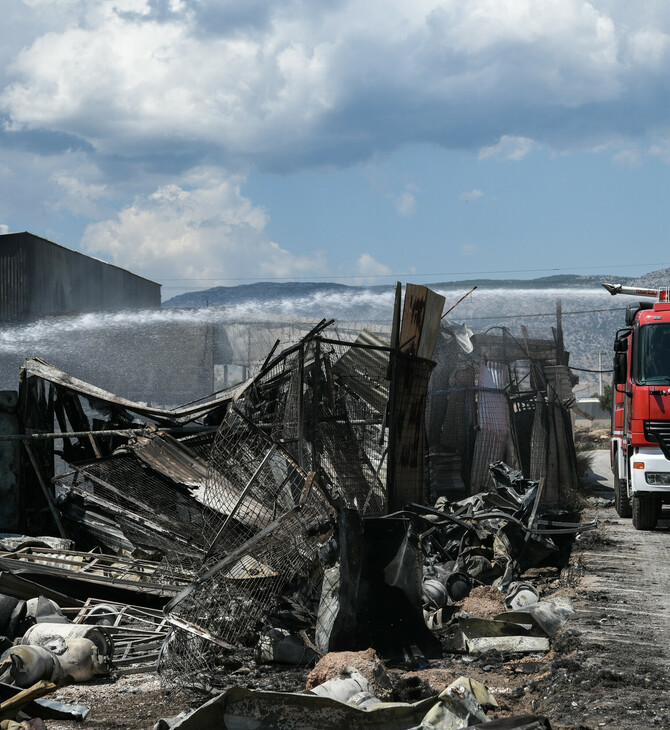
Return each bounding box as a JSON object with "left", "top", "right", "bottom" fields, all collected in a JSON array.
[
  {"left": 459, "top": 306, "right": 625, "bottom": 321},
  {"left": 159, "top": 261, "right": 670, "bottom": 284}
]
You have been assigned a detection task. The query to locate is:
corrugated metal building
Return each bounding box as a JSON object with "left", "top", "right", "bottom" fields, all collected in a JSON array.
[{"left": 0, "top": 232, "right": 160, "bottom": 320}]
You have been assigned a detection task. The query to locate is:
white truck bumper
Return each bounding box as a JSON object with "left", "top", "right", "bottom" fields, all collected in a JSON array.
[{"left": 630, "top": 446, "right": 670, "bottom": 494}]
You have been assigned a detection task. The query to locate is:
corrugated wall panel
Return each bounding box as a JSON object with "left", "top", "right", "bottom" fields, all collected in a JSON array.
[
  {"left": 0, "top": 244, "right": 27, "bottom": 321},
  {"left": 0, "top": 233, "right": 160, "bottom": 320}
]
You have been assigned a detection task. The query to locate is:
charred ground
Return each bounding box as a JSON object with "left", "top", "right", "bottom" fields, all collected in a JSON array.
[{"left": 44, "top": 452, "right": 670, "bottom": 730}]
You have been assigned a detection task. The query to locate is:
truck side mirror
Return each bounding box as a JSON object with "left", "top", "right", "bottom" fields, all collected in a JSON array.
[{"left": 613, "top": 351, "right": 627, "bottom": 385}]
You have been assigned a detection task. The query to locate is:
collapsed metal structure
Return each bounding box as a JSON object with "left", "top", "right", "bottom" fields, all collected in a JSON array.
[
  {"left": 161, "top": 322, "right": 395, "bottom": 686},
  {"left": 428, "top": 323, "right": 580, "bottom": 506},
  {"left": 0, "top": 284, "right": 587, "bottom": 696}
]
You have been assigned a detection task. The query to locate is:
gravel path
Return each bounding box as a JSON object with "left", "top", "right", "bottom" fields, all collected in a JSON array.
[{"left": 532, "top": 449, "right": 670, "bottom": 728}]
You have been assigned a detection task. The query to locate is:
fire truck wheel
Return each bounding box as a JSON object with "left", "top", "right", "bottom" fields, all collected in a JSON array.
[
  {"left": 632, "top": 494, "right": 657, "bottom": 531},
  {"left": 613, "top": 462, "right": 632, "bottom": 518}
]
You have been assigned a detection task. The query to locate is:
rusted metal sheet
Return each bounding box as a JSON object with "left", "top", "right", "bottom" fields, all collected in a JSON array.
[
  {"left": 0, "top": 547, "right": 189, "bottom": 604},
  {"left": 129, "top": 431, "right": 210, "bottom": 487},
  {"left": 470, "top": 363, "right": 513, "bottom": 492},
  {"left": 331, "top": 329, "right": 390, "bottom": 414},
  {"left": 0, "top": 391, "right": 20, "bottom": 532},
  {"left": 398, "top": 284, "right": 446, "bottom": 359},
  {"left": 55, "top": 433, "right": 221, "bottom": 558},
  {"left": 0, "top": 240, "right": 27, "bottom": 321},
  {"left": 21, "top": 358, "right": 249, "bottom": 424},
  {"left": 0, "top": 232, "right": 160, "bottom": 320},
  {"left": 18, "top": 371, "right": 55, "bottom": 534},
  {"left": 387, "top": 354, "right": 435, "bottom": 512},
  {"left": 0, "top": 570, "right": 84, "bottom": 607}
]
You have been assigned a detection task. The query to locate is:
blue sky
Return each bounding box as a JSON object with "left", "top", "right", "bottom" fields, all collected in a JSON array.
[{"left": 3, "top": 0, "right": 670, "bottom": 298}]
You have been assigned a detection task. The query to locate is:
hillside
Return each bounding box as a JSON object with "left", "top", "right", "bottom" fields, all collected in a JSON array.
[
  {"left": 162, "top": 269, "right": 670, "bottom": 310},
  {"left": 162, "top": 273, "right": 611, "bottom": 310}
]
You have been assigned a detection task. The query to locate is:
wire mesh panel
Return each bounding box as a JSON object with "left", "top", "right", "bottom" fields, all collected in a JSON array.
[
  {"left": 199, "top": 409, "right": 312, "bottom": 553},
  {"left": 314, "top": 337, "right": 388, "bottom": 515},
  {"left": 54, "top": 432, "right": 222, "bottom": 560},
  {"left": 54, "top": 434, "right": 221, "bottom": 560},
  {"left": 61, "top": 456, "right": 209, "bottom": 530},
  {"left": 228, "top": 331, "right": 389, "bottom": 516},
  {"left": 161, "top": 470, "right": 334, "bottom": 690},
  {"left": 171, "top": 504, "right": 324, "bottom": 642}
]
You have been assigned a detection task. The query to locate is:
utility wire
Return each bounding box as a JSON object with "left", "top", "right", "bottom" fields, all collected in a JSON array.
[
  {"left": 160, "top": 261, "right": 670, "bottom": 283},
  {"left": 459, "top": 306, "right": 625, "bottom": 321}
]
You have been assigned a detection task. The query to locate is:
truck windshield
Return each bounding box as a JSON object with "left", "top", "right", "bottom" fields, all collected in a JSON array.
[{"left": 638, "top": 323, "right": 670, "bottom": 383}]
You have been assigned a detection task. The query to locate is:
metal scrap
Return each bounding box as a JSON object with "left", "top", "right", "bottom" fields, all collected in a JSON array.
[{"left": 0, "top": 285, "right": 596, "bottom": 727}]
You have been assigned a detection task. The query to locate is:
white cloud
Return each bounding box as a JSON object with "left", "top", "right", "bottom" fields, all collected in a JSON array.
[
  {"left": 460, "top": 243, "right": 480, "bottom": 257},
  {"left": 612, "top": 146, "right": 643, "bottom": 167},
  {"left": 0, "top": 146, "right": 110, "bottom": 234},
  {"left": 458, "top": 189, "right": 484, "bottom": 202},
  {"left": 0, "top": 224, "right": 9, "bottom": 235},
  {"left": 5, "top": 0, "right": 670, "bottom": 270},
  {"left": 0, "top": 2, "right": 336, "bottom": 162},
  {"left": 0, "top": 0, "right": 651, "bottom": 171},
  {"left": 393, "top": 191, "right": 417, "bottom": 217},
  {"left": 364, "top": 166, "right": 420, "bottom": 216},
  {"left": 81, "top": 168, "right": 329, "bottom": 285},
  {"left": 357, "top": 253, "right": 392, "bottom": 278},
  {"left": 627, "top": 28, "right": 670, "bottom": 69},
  {"left": 649, "top": 142, "right": 670, "bottom": 165},
  {"left": 51, "top": 168, "right": 109, "bottom": 218},
  {"left": 479, "top": 136, "right": 538, "bottom": 162}
]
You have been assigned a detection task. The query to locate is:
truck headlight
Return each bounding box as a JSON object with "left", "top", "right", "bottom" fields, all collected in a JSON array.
[{"left": 645, "top": 472, "right": 670, "bottom": 485}]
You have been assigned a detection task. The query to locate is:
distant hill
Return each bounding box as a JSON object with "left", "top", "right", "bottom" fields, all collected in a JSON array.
[
  {"left": 629, "top": 267, "right": 670, "bottom": 288},
  {"left": 163, "top": 281, "right": 356, "bottom": 308},
  {"left": 163, "top": 269, "right": 670, "bottom": 309},
  {"left": 162, "top": 275, "right": 592, "bottom": 309}
]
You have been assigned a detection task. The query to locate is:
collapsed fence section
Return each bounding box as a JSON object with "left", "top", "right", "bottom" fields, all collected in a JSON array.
[
  {"left": 160, "top": 469, "right": 335, "bottom": 691},
  {"left": 159, "top": 330, "right": 396, "bottom": 690},
  {"left": 227, "top": 332, "right": 391, "bottom": 517}
]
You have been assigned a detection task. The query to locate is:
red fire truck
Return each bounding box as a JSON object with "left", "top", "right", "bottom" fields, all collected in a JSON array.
[{"left": 604, "top": 282, "right": 670, "bottom": 530}]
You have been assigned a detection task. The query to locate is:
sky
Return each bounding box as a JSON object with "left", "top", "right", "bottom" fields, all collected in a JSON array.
[{"left": 3, "top": 0, "right": 670, "bottom": 299}]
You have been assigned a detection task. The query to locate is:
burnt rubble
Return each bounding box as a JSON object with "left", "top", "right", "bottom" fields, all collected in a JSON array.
[{"left": 0, "top": 285, "right": 593, "bottom": 728}]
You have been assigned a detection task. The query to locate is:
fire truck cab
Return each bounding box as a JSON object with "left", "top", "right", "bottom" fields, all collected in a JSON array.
[{"left": 605, "top": 282, "right": 670, "bottom": 530}]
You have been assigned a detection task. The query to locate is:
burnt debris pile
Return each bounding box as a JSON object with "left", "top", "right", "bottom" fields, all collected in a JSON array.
[{"left": 0, "top": 284, "right": 593, "bottom": 727}]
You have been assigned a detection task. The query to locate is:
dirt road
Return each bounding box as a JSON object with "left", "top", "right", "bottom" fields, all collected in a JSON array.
[{"left": 532, "top": 449, "right": 670, "bottom": 729}]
